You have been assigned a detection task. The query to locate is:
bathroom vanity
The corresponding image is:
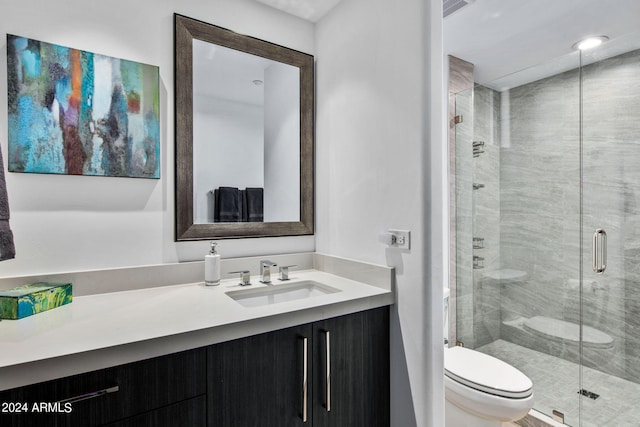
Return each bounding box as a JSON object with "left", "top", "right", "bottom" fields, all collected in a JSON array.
[{"left": 0, "top": 253, "right": 393, "bottom": 426}]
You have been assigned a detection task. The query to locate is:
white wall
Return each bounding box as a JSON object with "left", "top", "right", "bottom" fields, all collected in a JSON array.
[
  {"left": 264, "top": 62, "right": 300, "bottom": 222},
  {"left": 315, "top": 0, "right": 444, "bottom": 425},
  {"left": 0, "top": 0, "right": 315, "bottom": 277},
  {"left": 193, "top": 96, "right": 264, "bottom": 223}
]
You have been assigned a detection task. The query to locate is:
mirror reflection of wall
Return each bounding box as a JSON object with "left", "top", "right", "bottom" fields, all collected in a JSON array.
[{"left": 192, "top": 39, "right": 300, "bottom": 224}]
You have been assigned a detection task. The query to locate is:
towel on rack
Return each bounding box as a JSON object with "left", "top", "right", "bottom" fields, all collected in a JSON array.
[
  {"left": 244, "top": 187, "right": 264, "bottom": 222},
  {"left": 214, "top": 187, "right": 242, "bottom": 222},
  {"left": 240, "top": 190, "right": 247, "bottom": 222},
  {"left": 0, "top": 143, "right": 15, "bottom": 261}
]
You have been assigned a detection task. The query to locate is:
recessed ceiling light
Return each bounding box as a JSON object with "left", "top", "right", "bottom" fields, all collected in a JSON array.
[{"left": 572, "top": 36, "right": 609, "bottom": 51}]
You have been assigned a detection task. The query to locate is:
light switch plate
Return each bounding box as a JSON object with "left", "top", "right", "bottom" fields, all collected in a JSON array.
[{"left": 388, "top": 229, "right": 410, "bottom": 249}]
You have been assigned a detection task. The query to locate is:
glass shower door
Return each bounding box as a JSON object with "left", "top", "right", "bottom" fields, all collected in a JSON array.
[
  {"left": 580, "top": 42, "right": 640, "bottom": 426},
  {"left": 453, "top": 86, "right": 474, "bottom": 349}
]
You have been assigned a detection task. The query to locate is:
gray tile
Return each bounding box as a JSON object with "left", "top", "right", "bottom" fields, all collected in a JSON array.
[{"left": 477, "top": 339, "right": 640, "bottom": 426}]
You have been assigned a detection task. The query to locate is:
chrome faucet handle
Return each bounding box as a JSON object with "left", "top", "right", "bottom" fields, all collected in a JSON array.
[
  {"left": 260, "top": 260, "right": 278, "bottom": 284},
  {"left": 278, "top": 265, "right": 297, "bottom": 281},
  {"left": 229, "top": 270, "right": 251, "bottom": 286}
]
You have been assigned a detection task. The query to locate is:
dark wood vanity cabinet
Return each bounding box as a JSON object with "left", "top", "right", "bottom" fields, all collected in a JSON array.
[
  {"left": 0, "top": 306, "right": 389, "bottom": 427},
  {"left": 207, "top": 306, "right": 390, "bottom": 427},
  {"left": 0, "top": 348, "right": 207, "bottom": 427}
]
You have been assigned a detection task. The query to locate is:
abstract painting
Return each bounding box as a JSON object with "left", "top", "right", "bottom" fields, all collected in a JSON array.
[{"left": 7, "top": 35, "right": 160, "bottom": 178}]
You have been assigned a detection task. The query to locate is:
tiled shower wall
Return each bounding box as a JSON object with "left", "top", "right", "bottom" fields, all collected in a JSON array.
[
  {"left": 468, "top": 48, "right": 640, "bottom": 384},
  {"left": 581, "top": 49, "right": 640, "bottom": 386},
  {"left": 498, "top": 65, "right": 581, "bottom": 334},
  {"left": 471, "top": 86, "right": 501, "bottom": 348},
  {"left": 454, "top": 81, "right": 502, "bottom": 349}
]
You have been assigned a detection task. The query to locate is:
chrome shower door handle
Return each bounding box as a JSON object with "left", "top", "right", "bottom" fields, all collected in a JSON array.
[{"left": 592, "top": 229, "right": 607, "bottom": 273}]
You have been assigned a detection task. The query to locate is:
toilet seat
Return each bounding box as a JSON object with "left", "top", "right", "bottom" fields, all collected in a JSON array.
[{"left": 445, "top": 346, "right": 533, "bottom": 399}]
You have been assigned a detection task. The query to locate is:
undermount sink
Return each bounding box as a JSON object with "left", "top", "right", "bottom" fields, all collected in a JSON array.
[{"left": 226, "top": 280, "right": 341, "bottom": 308}]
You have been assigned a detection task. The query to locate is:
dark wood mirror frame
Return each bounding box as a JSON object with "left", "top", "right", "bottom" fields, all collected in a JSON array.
[{"left": 174, "top": 14, "right": 314, "bottom": 241}]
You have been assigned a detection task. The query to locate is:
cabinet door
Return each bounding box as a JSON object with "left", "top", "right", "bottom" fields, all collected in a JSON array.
[
  {"left": 312, "top": 307, "right": 390, "bottom": 427},
  {"left": 208, "top": 324, "right": 313, "bottom": 427}
]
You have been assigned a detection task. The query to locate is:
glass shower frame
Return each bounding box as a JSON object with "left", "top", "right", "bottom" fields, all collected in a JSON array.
[{"left": 451, "top": 37, "right": 640, "bottom": 426}]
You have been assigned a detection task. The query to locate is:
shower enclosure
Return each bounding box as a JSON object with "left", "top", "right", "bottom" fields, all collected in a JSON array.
[{"left": 451, "top": 33, "right": 640, "bottom": 426}]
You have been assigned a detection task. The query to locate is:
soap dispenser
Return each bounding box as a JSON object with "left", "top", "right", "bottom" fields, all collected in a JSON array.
[{"left": 205, "top": 242, "right": 220, "bottom": 286}]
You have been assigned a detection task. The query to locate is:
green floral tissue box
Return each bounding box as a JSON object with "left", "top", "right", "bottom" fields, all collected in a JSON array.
[{"left": 0, "top": 283, "right": 73, "bottom": 320}]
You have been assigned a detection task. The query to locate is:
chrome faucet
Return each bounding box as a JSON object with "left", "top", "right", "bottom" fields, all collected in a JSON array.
[{"left": 260, "top": 260, "right": 278, "bottom": 284}]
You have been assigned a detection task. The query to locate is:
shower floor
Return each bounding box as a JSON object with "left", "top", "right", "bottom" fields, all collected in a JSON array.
[{"left": 478, "top": 340, "right": 640, "bottom": 427}]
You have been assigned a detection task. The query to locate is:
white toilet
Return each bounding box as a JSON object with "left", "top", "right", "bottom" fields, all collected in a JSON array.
[{"left": 444, "top": 346, "right": 534, "bottom": 427}]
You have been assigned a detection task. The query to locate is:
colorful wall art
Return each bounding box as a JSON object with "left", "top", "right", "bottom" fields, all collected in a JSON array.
[{"left": 7, "top": 35, "right": 160, "bottom": 178}]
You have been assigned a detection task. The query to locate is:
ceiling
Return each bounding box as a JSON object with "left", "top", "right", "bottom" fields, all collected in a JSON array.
[
  {"left": 193, "top": 39, "right": 273, "bottom": 105},
  {"left": 255, "top": 0, "right": 343, "bottom": 22},
  {"left": 252, "top": 0, "right": 640, "bottom": 90},
  {"left": 444, "top": 0, "right": 640, "bottom": 90}
]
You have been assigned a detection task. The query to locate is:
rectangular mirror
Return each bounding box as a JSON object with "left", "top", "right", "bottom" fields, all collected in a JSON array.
[{"left": 174, "top": 14, "right": 314, "bottom": 240}]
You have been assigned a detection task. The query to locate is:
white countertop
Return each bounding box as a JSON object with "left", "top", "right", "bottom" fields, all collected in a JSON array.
[{"left": 0, "top": 268, "right": 393, "bottom": 390}]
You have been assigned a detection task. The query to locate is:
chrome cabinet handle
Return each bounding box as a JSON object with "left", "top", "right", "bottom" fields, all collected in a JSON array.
[
  {"left": 324, "top": 330, "right": 331, "bottom": 412},
  {"left": 57, "top": 385, "right": 119, "bottom": 405},
  {"left": 592, "top": 229, "right": 607, "bottom": 273},
  {"left": 301, "top": 337, "right": 308, "bottom": 423}
]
